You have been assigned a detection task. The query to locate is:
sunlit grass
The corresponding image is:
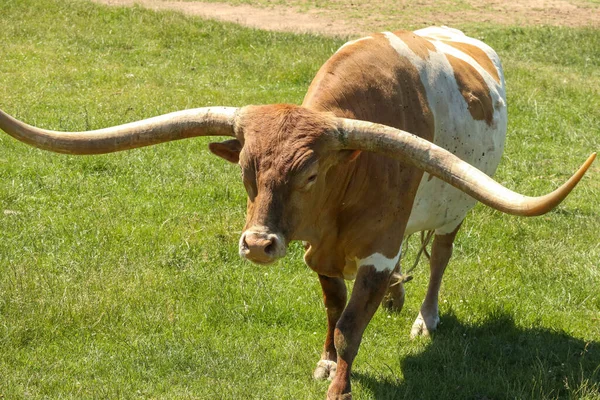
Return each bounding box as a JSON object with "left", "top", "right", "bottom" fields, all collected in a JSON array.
[{"left": 0, "top": 1, "right": 598, "bottom": 399}]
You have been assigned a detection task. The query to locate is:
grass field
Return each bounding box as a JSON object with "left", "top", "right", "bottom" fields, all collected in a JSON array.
[{"left": 0, "top": 0, "right": 599, "bottom": 399}]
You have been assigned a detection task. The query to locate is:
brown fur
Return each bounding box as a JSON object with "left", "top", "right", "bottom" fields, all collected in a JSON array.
[
  {"left": 304, "top": 33, "right": 435, "bottom": 141},
  {"left": 445, "top": 54, "right": 495, "bottom": 126},
  {"left": 318, "top": 274, "right": 347, "bottom": 364},
  {"left": 393, "top": 30, "right": 436, "bottom": 60},
  {"left": 235, "top": 104, "right": 339, "bottom": 239},
  {"left": 209, "top": 30, "right": 483, "bottom": 399},
  {"left": 441, "top": 40, "right": 501, "bottom": 83},
  {"left": 211, "top": 32, "right": 439, "bottom": 399},
  {"left": 302, "top": 32, "right": 433, "bottom": 266},
  {"left": 330, "top": 266, "right": 391, "bottom": 398}
]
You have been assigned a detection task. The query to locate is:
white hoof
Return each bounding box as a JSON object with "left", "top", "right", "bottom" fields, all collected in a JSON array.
[
  {"left": 410, "top": 311, "right": 440, "bottom": 339},
  {"left": 314, "top": 359, "right": 337, "bottom": 381}
]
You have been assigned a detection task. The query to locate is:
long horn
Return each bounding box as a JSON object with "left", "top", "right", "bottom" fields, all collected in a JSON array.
[
  {"left": 334, "top": 118, "right": 596, "bottom": 216},
  {"left": 0, "top": 107, "right": 238, "bottom": 155}
]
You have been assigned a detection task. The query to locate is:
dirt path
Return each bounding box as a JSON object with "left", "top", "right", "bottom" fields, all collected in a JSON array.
[
  {"left": 92, "top": 0, "right": 356, "bottom": 36},
  {"left": 92, "top": 0, "right": 599, "bottom": 37}
]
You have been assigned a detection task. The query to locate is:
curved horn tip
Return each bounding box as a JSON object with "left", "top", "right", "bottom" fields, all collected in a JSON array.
[
  {"left": 587, "top": 152, "right": 597, "bottom": 165},
  {"left": 525, "top": 152, "right": 596, "bottom": 217},
  {"left": 577, "top": 152, "right": 596, "bottom": 177}
]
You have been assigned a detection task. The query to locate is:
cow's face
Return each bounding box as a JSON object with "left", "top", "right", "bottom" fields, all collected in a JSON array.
[{"left": 209, "top": 105, "right": 354, "bottom": 264}]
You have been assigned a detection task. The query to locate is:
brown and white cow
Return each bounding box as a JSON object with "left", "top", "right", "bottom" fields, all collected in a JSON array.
[{"left": 0, "top": 26, "right": 595, "bottom": 399}]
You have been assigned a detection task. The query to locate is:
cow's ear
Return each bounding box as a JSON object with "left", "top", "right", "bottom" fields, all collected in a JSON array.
[{"left": 208, "top": 139, "right": 242, "bottom": 163}]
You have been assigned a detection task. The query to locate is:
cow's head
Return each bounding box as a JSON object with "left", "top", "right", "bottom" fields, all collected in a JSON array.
[
  {"left": 208, "top": 105, "right": 359, "bottom": 264},
  {"left": 0, "top": 105, "right": 594, "bottom": 265}
]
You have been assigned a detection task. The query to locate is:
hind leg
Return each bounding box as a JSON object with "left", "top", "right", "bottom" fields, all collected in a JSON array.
[
  {"left": 411, "top": 223, "right": 462, "bottom": 338},
  {"left": 382, "top": 262, "right": 406, "bottom": 312}
]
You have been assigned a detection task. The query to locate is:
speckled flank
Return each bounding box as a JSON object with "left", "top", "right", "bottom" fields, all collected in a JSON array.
[
  {"left": 385, "top": 26, "right": 508, "bottom": 235},
  {"left": 445, "top": 54, "right": 495, "bottom": 125}
]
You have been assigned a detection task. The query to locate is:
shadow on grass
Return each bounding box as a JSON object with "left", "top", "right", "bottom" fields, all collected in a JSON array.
[{"left": 355, "top": 312, "right": 599, "bottom": 399}]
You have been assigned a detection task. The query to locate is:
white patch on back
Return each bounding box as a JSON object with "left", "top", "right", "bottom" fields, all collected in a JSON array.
[
  {"left": 416, "top": 26, "right": 504, "bottom": 87},
  {"left": 382, "top": 28, "right": 508, "bottom": 236},
  {"left": 417, "top": 26, "right": 465, "bottom": 38}
]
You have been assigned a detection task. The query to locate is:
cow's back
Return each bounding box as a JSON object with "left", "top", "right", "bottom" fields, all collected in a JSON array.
[{"left": 303, "top": 26, "right": 508, "bottom": 236}]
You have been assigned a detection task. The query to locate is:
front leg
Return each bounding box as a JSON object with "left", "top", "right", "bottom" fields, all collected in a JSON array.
[
  {"left": 314, "top": 274, "right": 347, "bottom": 381},
  {"left": 327, "top": 265, "right": 392, "bottom": 400}
]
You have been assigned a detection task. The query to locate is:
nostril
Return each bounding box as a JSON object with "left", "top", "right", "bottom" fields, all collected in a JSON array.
[
  {"left": 241, "top": 234, "right": 249, "bottom": 251},
  {"left": 264, "top": 239, "right": 276, "bottom": 255},
  {"left": 240, "top": 230, "right": 285, "bottom": 263}
]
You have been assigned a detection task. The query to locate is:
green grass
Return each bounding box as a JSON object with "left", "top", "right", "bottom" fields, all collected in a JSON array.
[{"left": 0, "top": 0, "right": 599, "bottom": 399}]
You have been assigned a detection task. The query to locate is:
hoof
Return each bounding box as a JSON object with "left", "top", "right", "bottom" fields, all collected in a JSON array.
[
  {"left": 382, "top": 273, "right": 406, "bottom": 313},
  {"left": 327, "top": 393, "right": 352, "bottom": 400},
  {"left": 314, "top": 359, "right": 337, "bottom": 381},
  {"left": 382, "top": 290, "right": 405, "bottom": 313},
  {"left": 410, "top": 311, "right": 439, "bottom": 339}
]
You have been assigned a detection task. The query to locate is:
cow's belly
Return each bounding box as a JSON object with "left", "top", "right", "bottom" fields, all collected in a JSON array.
[
  {"left": 406, "top": 173, "right": 481, "bottom": 236},
  {"left": 405, "top": 119, "right": 507, "bottom": 236}
]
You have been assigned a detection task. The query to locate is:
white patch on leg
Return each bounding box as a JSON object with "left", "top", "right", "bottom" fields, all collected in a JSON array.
[
  {"left": 410, "top": 309, "right": 440, "bottom": 339},
  {"left": 355, "top": 246, "right": 402, "bottom": 273},
  {"left": 314, "top": 359, "right": 337, "bottom": 381}
]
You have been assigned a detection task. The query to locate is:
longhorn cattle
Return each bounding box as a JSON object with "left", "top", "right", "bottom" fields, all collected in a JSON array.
[{"left": 0, "top": 26, "right": 595, "bottom": 400}]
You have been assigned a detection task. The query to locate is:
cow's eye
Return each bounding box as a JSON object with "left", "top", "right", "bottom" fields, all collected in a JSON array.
[
  {"left": 297, "top": 173, "right": 317, "bottom": 191},
  {"left": 241, "top": 168, "right": 257, "bottom": 200},
  {"left": 244, "top": 180, "right": 257, "bottom": 200}
]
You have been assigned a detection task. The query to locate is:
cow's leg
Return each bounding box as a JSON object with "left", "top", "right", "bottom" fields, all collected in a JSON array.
[
  {"left": 327, "top": 265, "right": 392, "bottom": 400},
  {"left": 314, "top": 274, "right": 347, "bottom": 381},
  {"left": 410, "top": 223, "right": 462, "bottom": 338},
  {"left": 382, "top": 262, "right": 405, "bottom": 312}
]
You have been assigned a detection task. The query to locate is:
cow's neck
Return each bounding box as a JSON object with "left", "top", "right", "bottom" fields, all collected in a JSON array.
[
  {"left": 300, "top": 99, "right": 431, "bottom": 277},
  {"left": 298, "top": 149, "right": 423, "bottom": 278}
]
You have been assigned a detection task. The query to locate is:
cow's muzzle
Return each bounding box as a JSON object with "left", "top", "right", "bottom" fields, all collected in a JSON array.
[{"left": 239, "top": 226, "right": 286, "bottom": 264}]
